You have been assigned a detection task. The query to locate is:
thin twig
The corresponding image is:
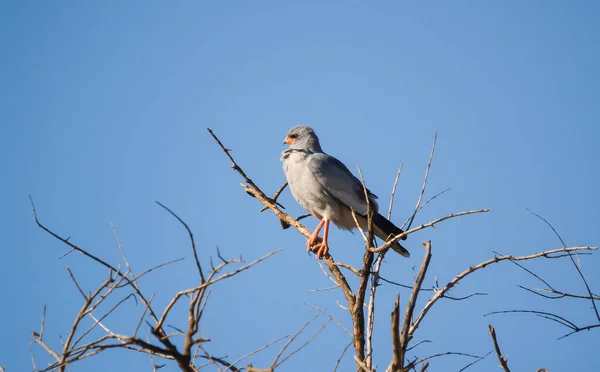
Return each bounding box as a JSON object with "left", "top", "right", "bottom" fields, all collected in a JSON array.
[
  {"left": 108, "top": 218, "right": 134, "bottom": 278},
  {"left": 378, "top": 276, "right": 434, "bottom": 291},
  {"left": 39, "top": 305, "right": 47, "bottom": 340},
  {"left": 308, "top": 285, "right": 339, "bottom": 293},
  {"left": 155, "top": 201, "right": 205, "bottom": 283},
  {"left": 484, "top": 309, "right": 600, "bottom": 339},
  {"left": 527, "top": 207, "right": 599, "bottom": 322},
  {"left": 304, "top": 303, "right": 352, "bottom": 336},
  {"left": 155, "top": 249, "right": 281, "bottom": 332},
  {"left": 458, "top": 351, "right": 492, "bottom": 372},
  {"left": 260, "top": 182, "right": 288, "bottom": 212},
  {"left": 488, "top": 325, "right": 510, "bottom": 372},
  {"left": 274, "top": 319, "right": 330, "bottom": 368},
  {"left": 29, "top": 196, "right": 164, "bottom": 332},
  {"left": 419, "top": 351, "right": 485, "bottom": 363},
  {"left": 334, "top": 342, "right": 353, "bottom": 372},
  {"left": 371, "top": 209, "right": 490, "bottom": 253},
  {"left": 403, "top": 132, "right": 437, "bottom": 231},
  {"left": 387, "top": 163, "right": 403, "bottom": 220},
  {"left": 334, "top": 262, "right": 362, "bottom": 277},
  {"left": 410, "top": 246, "right": 596, "bottom": 339},
  {"left": 399, "top": 241, "right": 432, "bottom": 366},
  {"left": 271, "top": 313, "right": 320, "bottom": 368},
  {"left": 124, "top": 258, "right": 186, "bottom": 286},
  {"left": 224, "top": 335, "right": 288, "bottom": 372},
  {"left": 66, "top": 267, "right": 87, "bottom": 299}
]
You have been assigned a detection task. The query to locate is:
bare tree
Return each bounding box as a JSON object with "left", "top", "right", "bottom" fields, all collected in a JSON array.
[{"left": 28, "top": 129, "right": 597, "bottom": 371}]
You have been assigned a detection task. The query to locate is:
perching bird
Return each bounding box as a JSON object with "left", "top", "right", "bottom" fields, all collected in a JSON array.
[{"left": 281, "top": 125, "right": 409, "bottom": 258}]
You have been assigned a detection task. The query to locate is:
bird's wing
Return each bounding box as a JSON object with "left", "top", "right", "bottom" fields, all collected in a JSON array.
[{"left": 308, "top": 153, "right": 379, "bottom": 215}]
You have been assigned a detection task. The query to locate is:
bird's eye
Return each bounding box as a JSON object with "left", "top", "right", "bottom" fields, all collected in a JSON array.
[{"left": 289, "top": 134, "right": 298, "bottom": 139}]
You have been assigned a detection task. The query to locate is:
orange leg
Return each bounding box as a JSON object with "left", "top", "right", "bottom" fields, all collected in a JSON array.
[
  {"left": 313, "top": 219, "right": 330, "bottom": 258},
  {"left": 306, "top": 219, "right": 326, "bottom": 249}
]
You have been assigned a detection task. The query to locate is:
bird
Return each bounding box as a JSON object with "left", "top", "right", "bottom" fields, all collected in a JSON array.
[{"left": 281, "top": 125, "right": 409, "bottom": 259}]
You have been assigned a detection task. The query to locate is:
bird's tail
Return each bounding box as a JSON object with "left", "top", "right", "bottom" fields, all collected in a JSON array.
[{"left": 371, "top": 213, "right": 410, "bottom": 258}]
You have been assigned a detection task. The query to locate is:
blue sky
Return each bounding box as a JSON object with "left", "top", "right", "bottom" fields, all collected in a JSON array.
[{"left": 1, "top": 1, "right": 599, "bottom": 371}]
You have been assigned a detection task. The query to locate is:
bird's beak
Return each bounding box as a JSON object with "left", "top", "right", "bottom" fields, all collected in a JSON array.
[{"left": 284, "top": 136, "right": 295, "bottom": 145}]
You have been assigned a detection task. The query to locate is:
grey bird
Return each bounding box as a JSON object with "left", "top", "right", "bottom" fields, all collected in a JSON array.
[{"left": 281, "top": 125, "right": 409, "bottom": 258}]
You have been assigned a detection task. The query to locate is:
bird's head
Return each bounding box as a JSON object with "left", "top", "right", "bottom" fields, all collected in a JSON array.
[{"left": 284, "top": 125, "right": 322, "bottom": 152}]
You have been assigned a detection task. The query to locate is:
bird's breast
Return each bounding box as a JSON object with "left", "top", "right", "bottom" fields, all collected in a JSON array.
[{"left": 283, "top": 154, "right": 328, "bottom": 215}]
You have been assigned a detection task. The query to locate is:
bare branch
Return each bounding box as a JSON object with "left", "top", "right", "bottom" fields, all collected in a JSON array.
[
  {"left": 271, "top": 313, "right": 320, "bottom": 368},
  {"left": 155, "top": 201, "right": 205, "bottom": 283},
  {"left": 371, "top": 209, "right": 490, "bottom": 253},
  {"left": 308, "top": 285, "right": 339, "bottom": 293},
  {"left": 107, "top": 218, "right": 134, "bottom": 277},
  {"left": 418, "top": 351, "right": 486, "bottom": 363},
  {"left": 66, "top": 267, "right": 88, "bottom": 300},
  {"left": 403, "top": 132, "right": 437, "bottom": 230},
  {"left": 387, "top": 164, "right": 403, "bottom": 220},
  {"left": 379, "top": 276, "right": 436, "bottom": 291},
  {"left": 125, "top": 257, "right": 186, "bottom": 285},
  {"left": 409, "top": 246, "right": 596, "bottom": 338},
  {"left": 485, "top": 309, "right": 600, "bottom": 339},
  {"left": 274, "top": 319, "right": 329, "bottom": 368},
  {"left": 260, "top": 182, "right": 288, "bottom": 212},
  {"left": 316, "top": 259, "right": 341, "bottom": 286},
  {"left": 488, "top": 325, "right": 510, "bottom": 372},
  {"left": 29, "top": 196, "right": 163, "bottom": 332},
  {"left": 444, "top": 292, "right": 487, "bottom": 301},
  {"left": 38, "top": 304, "right": 47, "bottom": 340},
  {"left": 366, "top": 249, "right": 388, "bottom": 366},
  {"left": 155, "top": 249, "right": 281, "bottom": 332},
  {"left": 352, "top": 162, "right": 376, "bottom": 368},
  {"left": 457, "top": 351, "right": 492, "bottom": 372},
  {"left": 305, "top": 303, "right": 352, "bottom": 336},
  {"left": 334, "top": 341, "right": 353, "bottom": 372},
  {"left": 389, "top": 293, "right": 401, "bottom": 371},
  {"left": 134, "top": 294, "right": 154, "bottom": 338},
  {"left": 399, "top": 241, "right": 432, "bottom": 367},
  {"left": 406, "top": 339, "right": 432, "bottom": 352},
  {"left": 224, "top": 335, "right": 288, "bottom": 372},
  {"left": 29, "top": 339, "right": 38, "bottom": 372},
  {"left": 60, "top": 273, "right": 115, "bottom": 370},
  {"left": 351, "top": 207, "right": 370, "bottom": 247},
  {"left": 32, "top": 332, "right": 60, "bottom": 363},
  {"left": 527, "top": 207, "right": 599, "bottom": 322},
  {"left": 73, "top": 292, "right": 135, "bottom": 348},
  {"left": 354, "top": 355, "right": 371, "bottom": 372}
]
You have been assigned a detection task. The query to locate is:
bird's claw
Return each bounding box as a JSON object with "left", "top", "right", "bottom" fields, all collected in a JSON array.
[
  {"left": 306, "top": 237, "right": 329, "bottom": 259},
  {"left": 311, "top": 243, "right": 329, "bottom": 259},
  {"left": 306, "top": 236, "right": 322, "bottom": 249}
]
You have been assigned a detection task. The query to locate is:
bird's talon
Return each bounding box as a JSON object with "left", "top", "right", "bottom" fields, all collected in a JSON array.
[
  {"left": 306, "top": 236, "right": 322, "bottom": 248},
  {"left": 310, "top": 243, "right": 329, "bottom": 259}
]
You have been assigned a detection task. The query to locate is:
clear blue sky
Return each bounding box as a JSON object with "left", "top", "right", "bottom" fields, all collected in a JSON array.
[{"left": 1, "top": 1, "right": 599, "bottom": 371}]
